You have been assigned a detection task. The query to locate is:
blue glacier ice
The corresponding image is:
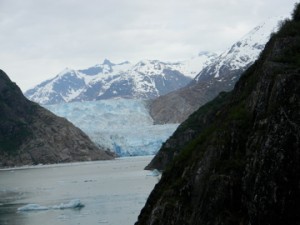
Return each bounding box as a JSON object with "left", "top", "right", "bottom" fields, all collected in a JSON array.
[{"left": 45, "top": 99, "right": 179, "bottom": 156}]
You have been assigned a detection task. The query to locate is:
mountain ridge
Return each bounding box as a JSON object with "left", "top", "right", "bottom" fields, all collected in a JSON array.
[{"left": 24, "top": 53, "right": 217, "bottom": 105}]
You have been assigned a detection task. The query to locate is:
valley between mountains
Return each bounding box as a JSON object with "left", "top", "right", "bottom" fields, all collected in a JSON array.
[{"left": 17, "top": 16, "right": 281, "bottom": 159}]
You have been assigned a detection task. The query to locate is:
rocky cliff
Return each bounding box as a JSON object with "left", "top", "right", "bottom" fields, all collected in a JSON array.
[
  {"left": 137, "top": 4, "right": 300, "bottom": 225},
  {"left": 0, "top": 70, "right": 113, "bottom": 167}
]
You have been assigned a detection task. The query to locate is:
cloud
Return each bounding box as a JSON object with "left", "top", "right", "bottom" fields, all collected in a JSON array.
[{"left": 0, "top": 0, "right": 298, "bottom": 90}]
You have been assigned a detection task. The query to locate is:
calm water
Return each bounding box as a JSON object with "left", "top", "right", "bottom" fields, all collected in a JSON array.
[{"left": 0, "top": 156, "right": 158, "bottom": 225}]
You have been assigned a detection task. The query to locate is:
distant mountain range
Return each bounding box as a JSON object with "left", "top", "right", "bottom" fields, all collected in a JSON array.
[
  {"left": 25, "top": 52, "right": 217, "bottom": 105},
  {"left": 149, "top": 17, "right": 283, "bottom": 124},
  {"left": 25, "top": 17, "right": 283, "bottom": 127}
]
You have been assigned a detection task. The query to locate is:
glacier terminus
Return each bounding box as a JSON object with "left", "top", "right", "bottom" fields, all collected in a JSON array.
[{"left": 45, "top": 99, "right": 179, "bottom": 157}]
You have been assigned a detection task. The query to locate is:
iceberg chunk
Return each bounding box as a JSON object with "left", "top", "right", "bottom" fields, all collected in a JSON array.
[
  {"left": 147, "top": 169, "right": 161, "bottom": 177},
  {"left": 51, "top": 199, "right": 84, "bottom": 209}
]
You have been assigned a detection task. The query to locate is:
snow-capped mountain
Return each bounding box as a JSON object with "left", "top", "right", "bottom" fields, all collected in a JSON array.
[
  {"left": 25, "top": 53, "right": 217, "bottom": 105},
  {"left": 25, "top": 60, "right": 132, "bottom": 105},
  {"left": 74, "top": 59, "right": 192, "bottom": 102},
  {"left": 45, "top": 99, "right": 179, "bottom": 156},
  {"left": 195, "top": 17, "right": 283, "bottom": 85},
  {"left": 172, "top": 51, "right": 218, "bottom": 78},
  {"left": 149, "top": 16, "right": 284, "bottom": 124}
]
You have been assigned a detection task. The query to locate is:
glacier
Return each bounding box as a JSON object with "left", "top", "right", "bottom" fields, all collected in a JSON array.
[{"left": 45, "top": 99, "right": 179, "bottom": 157}]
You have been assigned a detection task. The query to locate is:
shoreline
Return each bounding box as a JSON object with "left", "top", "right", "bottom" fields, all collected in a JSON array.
[{"left": 0, "top": 155, "right": 154, "bottom": 171}]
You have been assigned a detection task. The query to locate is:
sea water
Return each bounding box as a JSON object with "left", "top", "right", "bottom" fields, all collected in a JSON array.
[{"left": 0, "top": 156, "right": 158, "bottom": 225}]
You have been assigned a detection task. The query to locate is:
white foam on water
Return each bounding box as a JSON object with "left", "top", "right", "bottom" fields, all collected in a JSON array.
[{"left": 51, "top": 199, "right": 84, "bottom": 210}]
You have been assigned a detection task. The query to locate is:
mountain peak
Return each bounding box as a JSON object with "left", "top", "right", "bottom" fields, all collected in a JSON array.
[
  {"left": 195, "top": 16, "right": 283, "bottom": 82},
  {"left": 58, "top": 67, "right": 74, "bottom": 76},
  {"left": 102, "top": 59, "right": 114, "bottom": 66},
  {"left": 149, "top": 16, "right": 286, "bottom": 125}
]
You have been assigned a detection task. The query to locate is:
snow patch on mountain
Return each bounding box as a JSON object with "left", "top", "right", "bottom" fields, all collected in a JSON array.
[
  {"left": 175, "top": 51, "right": 218, "bottom": 78},
  {"left": 44, "top": 99, "right": 179, "bottom": 156}
]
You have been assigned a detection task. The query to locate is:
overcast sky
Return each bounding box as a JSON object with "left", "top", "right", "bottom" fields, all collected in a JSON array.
[{"left": 0, "top": 0, "right": 298, "bottom": 91}]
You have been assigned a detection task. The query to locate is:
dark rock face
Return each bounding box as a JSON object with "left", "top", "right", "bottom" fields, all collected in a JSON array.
[
  {"left": 136, "top": 5, "right": 300, "bottom": 225},
  {"left": 0, "top": 70, "right": 113, "bottom": 167},
  {"left": 146, "top": 91, "right": 229, "bottom": 170},
  {"left": 148, "top": 61, "right": 248, "bottom": 125}
]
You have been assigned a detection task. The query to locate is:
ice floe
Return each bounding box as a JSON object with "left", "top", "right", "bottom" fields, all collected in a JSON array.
[
  {"left": 147, "top": 169, "right": 161, "bottom": 177},
  {"left": 17, "top": 199, "right": 84, "bottom": 212},
  {"left": 17, "top": 204, "right": 49, "bottom": 211}
]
